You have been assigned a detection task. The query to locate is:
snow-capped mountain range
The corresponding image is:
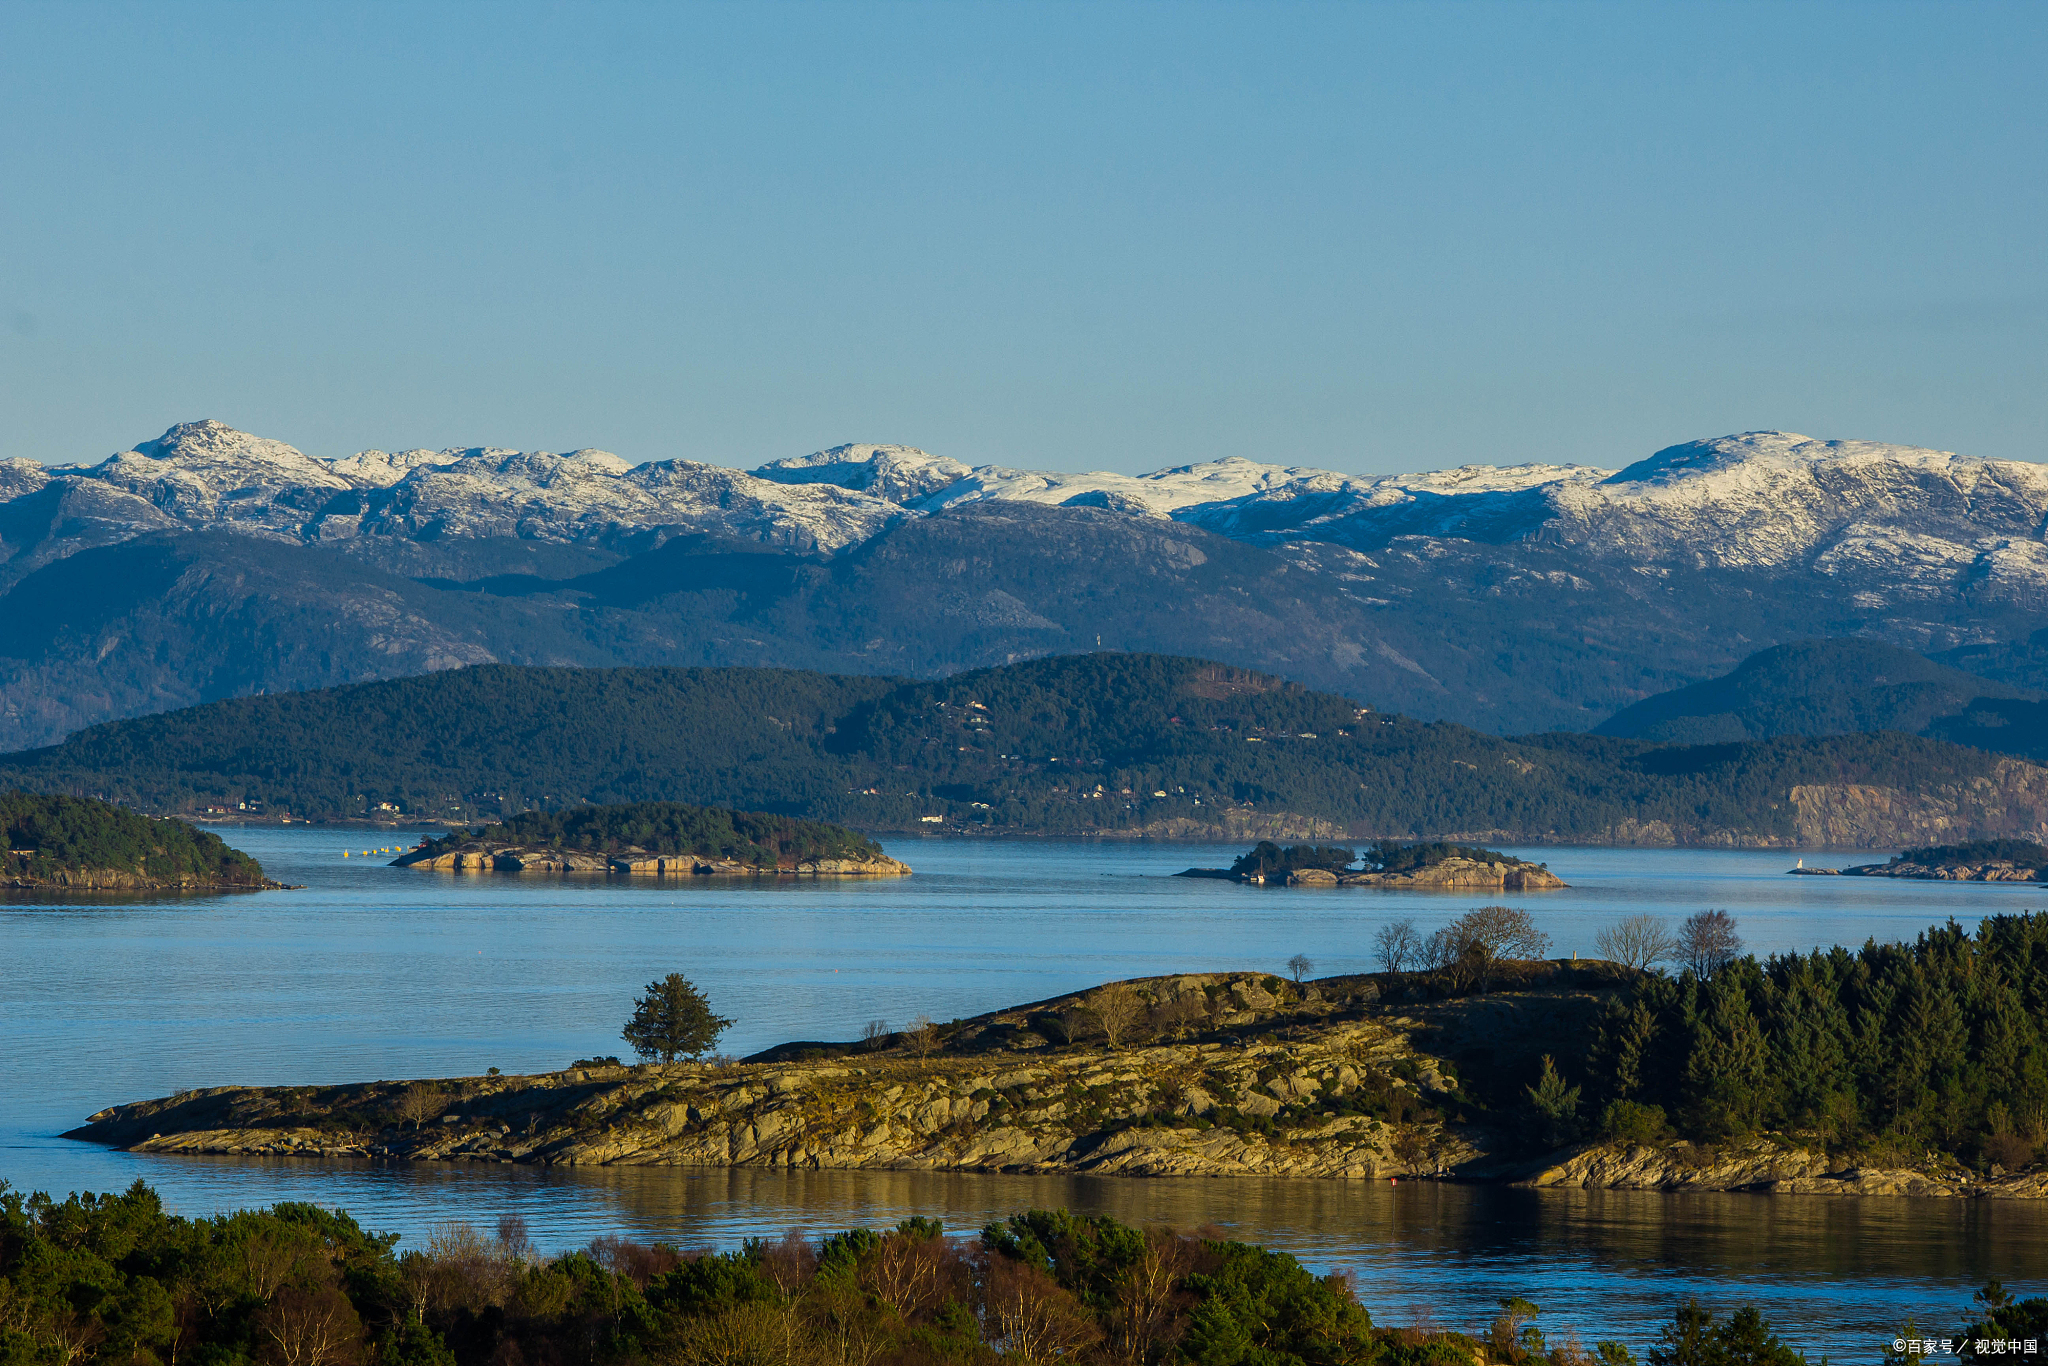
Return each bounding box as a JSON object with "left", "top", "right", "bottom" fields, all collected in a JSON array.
[
  {"left": 2, "top": 418, "right": 2045, "bottom": 751},
  {"left": 7, "top": 421, "right": 2047, "bottom": 596}
]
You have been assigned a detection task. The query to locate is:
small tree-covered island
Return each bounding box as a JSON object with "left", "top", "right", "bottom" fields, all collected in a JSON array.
[
  {"left": 69, "top": 910, "right": 2048, "bottom": 1199},
  {"left": 394, "top": 802, "right": 911, "bottom": 877},
  {"left": 0, "top": 790, "right": 272, "bottom": 891},
  {"left": 1181, "top": 841, "right": 1567, "bottom": 890}
]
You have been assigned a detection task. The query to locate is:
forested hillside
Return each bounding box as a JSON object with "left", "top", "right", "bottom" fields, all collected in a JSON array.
[
  {"left": 4, "top": 654, "right": 2045, "bottom": 846},
  {"left": 0, "top": 791, "right": 264, "bottom": 887}
]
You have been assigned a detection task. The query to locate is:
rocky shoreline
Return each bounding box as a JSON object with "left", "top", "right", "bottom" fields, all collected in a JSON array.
[
  {"left": 1180, "top": 854, "right": 1566, "bottom": 890},
  {"left": 1790, "top": 858, "right": 2045, "bottom": 882},
  {"left": 67, "top": 963, "right": 2030, "bottom": 1198},
  {"left": 391, "top": 841, "right": 912, "bottom": 876},
  {"left": 4, "top": 867, "right": 291, "bottom": 891}
]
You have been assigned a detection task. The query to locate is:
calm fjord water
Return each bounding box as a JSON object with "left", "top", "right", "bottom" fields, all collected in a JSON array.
[{"left": 5, "top": 829, "right": 2046, "bottom": 1354}]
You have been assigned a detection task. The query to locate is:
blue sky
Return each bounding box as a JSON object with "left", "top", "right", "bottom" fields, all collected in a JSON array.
[{"left": 1, "top": 1, "right": 2041, "bottom": 474}]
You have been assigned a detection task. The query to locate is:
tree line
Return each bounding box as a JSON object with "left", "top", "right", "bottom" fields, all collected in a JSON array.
[
  {"left": 0, "top": 1178, "right": 1876, "bottom": 1366},
  {"left": 1567, "top": 911, "right": 2048, "bottom": 1171}
]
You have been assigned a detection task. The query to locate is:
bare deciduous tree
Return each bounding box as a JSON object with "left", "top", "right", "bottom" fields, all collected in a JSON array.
[
  {"left": 392, "top": 1083, "right": 440, "bottom": 1131},
  {"left": 860, "top": 1019, "right": 891, "bottom": 1053},
  {"left": 1594, "top": 914, "right": 1680, "bottom": 971},
  {"left": 862, "top": 1223, "right": 947, "bottom": 1321},
  {"left": 905, "top": 1014, "right": 940, "bottom": 1061},
  {"left": 1374, "top": 919, "right": 1421, "bottom": 973},
  {"left": 1678, "top": 910, "right": 1742, "bottom": 979},
  {"left": 976, "top": 1256, "right": 1102, "bottom": 1366},
  {"left": 674, "top": 1302, "right": 816, "bottom": 1366},
  {"left": 755, "top": 1229, "right": 818, "bottom": 1296},
  {"left": 259, "top": 1287, "right": 361, "bottom": 1366},
  {"left": 1457, "top": 905, "right": 1552, "bottom": 960},
  {"left": 1286, "top": 953, "right": 1314, "bottom": 984},
  {"left": 1425, "top": 906, "right": 1552, "bottom": 992},
  {"left": 1088, "top": 982, "right": 1144, "bottom": 1049},
  {"left": 1107, "top": 1231, "right": 1197, "bottom": 1366},
  {"left": 1148, "top": 993, "right": 1206, "bottom": 1042},
  {"left": 494, "top": 1214, "right": 534, "bottom": 1264},
  {"left": 421, "top": 1223, "right": 509, "bottom": 1314}
]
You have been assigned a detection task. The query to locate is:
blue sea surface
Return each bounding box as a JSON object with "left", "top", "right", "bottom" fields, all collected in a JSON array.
[{"left": 4, "top": 828, "right": 2042, "bottom": 1355}]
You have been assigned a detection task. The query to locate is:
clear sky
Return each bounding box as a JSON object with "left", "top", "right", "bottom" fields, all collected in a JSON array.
[{"left": 2, "top": 1, "right": 2042, "bottom": 475}]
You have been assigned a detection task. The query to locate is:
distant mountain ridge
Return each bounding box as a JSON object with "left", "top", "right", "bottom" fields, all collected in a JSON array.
[{"left": 5, "top": 420, "right": 2048, "bottom": 747}]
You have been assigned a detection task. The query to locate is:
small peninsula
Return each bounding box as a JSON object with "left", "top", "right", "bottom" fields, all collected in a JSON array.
[
  {"left": 2, "top": 790, "right": 272, "bottom": 891},
  {"left": 395, "top": 800, "right": 910, "bottom": 876},
  {"left": 75, "top": 908, "right": 2048, "bottom": 1198},
  {"left": 1180, "top": 840, "right": 1567, "bottom": 889}
]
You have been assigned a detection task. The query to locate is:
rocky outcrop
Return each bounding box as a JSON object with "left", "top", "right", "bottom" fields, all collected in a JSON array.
[
  {"left": 1788, "top": 769, "right": 2048, "bottom": 848},
  {"left": 69, "top": 963, "right": 2040, "bottom": 1197},
  {"left": 3, "top": 865, "right": 284, "bottom": 891},
  {"left": 73, "top": 1019, "right": 1477, "bottom": 1179},
  {"left": 1514, "top": 1137, "right": 2048, "bottom": 1199},
  {"left": 1333, "top": 858, "right": 1566, "bottom": 891},
  {"left": 62, "top": 970, "right": 1558, "bottom": 1179},
  {"left": 394, "top": 843, "right": 911, "bottom": 877},
  {"left": 1514, "top": 1138, "right": 1831, "bottom": 1191},
  {"left": 1838, "top": 856, "right": 2043, "bottom": 882}
]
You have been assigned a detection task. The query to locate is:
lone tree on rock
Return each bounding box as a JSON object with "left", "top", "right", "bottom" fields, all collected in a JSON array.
[{"left": 621, "top": 974, "right": 732, "bottom": 1063}]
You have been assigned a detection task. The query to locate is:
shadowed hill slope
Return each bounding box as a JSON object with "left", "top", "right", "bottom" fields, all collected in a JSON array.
[
  {"left": 1593, "top": 639, "right": 2035, "bottom": 744},
  {"left": 6, "top": 653, "right": 2048, "bottom": 847},
  {"left": 1596, "top": 637, "right": 2048, "bottom": 767}
]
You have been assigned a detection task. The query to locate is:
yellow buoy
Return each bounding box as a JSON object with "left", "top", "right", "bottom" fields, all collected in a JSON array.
[{"left": 342, "top": 851, "right": 349, "bottom": 858}]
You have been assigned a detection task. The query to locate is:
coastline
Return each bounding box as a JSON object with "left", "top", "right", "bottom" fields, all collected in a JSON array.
[{"left": 65, "top": 965, "right": 2034, "bottom": 1200}]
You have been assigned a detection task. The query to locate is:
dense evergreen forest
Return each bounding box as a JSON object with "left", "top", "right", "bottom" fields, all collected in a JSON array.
[
  {"left": 425, "top": 802, "right": 883, "bottom": 866},
  {"left": 0, "top": 654, "right": 2032, "bottom": 843},
  {"left": 0, "top": 791, "right": 263, "bottom": 886},
  {"left": 0, "top": 1179, "right": 1853, "bottom": 1366},
  {"left": 1581, "top": 912, "right": 2048, "bottom": 1172}
]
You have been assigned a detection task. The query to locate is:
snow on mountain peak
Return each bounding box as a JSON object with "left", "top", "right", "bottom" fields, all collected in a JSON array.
[
  {"left": 128, "top": 419, "right": 318, "bottom": 469},
  {"left": 752, "top": 443, "right": 973, "bottom": 504},
  {"left": 1603, "top": 431, "right": 1985, "bottom": 487},
  {"left": 18, "top": 421, "right": 2045, "bottom": 596},
  {"left": 328, "top": 449, "right": 457, "bottom": 487},
  {"left": 1549, "top": 431, "right": 2048, "bottom": 571}
]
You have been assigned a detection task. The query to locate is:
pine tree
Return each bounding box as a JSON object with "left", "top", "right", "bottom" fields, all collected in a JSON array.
[
  {"left": 1525, "top": 1055, "right": 1583, "bottom": 1147},
  {"left": 621, "top": 974, "right": 733, "bottom": 1063}
]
